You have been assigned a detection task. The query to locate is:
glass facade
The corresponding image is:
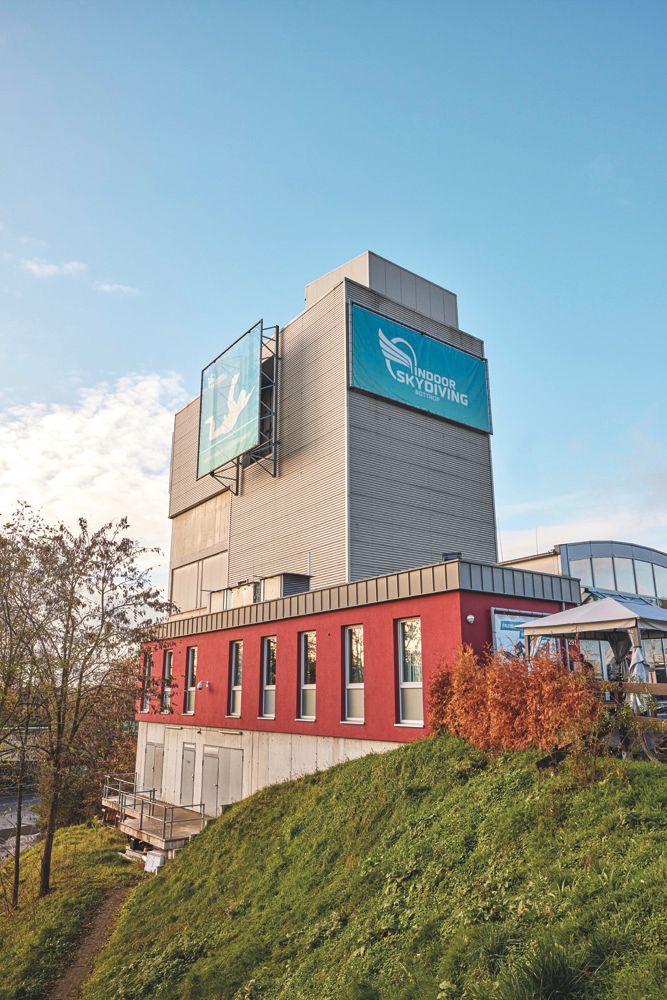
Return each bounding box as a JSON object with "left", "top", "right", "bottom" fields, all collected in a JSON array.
[
  {"left": 563, "top": 544, "right": 667, "bottom": 680},
  {"left": 613, "top": 557, "right": 636, "bottom": 594},
  {"left": 591, "top": 557, "right": 615, "bottom": 590},
  {"left": 566, "top": 547, "right": 667, "bottom": 605},
  {"left": 634, "top": 560, "right": 656, "bottom": 597},
  {"left": 642, "top": 638, "right": 667, "bottom": 683},
  {"left": 654, "top": 564, "right": 667, "bottom": 600},
  {"left": 569, "top": 558, "right": 593, "bottom": 588}
]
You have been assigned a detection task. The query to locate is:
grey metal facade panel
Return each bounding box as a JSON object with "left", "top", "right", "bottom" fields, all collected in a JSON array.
[
  {"left": 366, "top": 253, "right": 459, "bottom": 328},
  {"left": 167, "top": 283, "right": 348, "bottom": 594},
  {"left": 345, "top": 282, "right": 497, "bottom": 581},
  {"left": 347, "top": 390, "right": 497, "bottom": 579},
  {"left": 346, "top": 280, "right": 480, "bottom": 358},
  {"left": 169, "top": 398, "right": 227, "bottom": 519},
  {"left": 226, "top": 283, "right": 348, "bottom": 591},
  {"left": 153, "top": 558, "right": 580, "bottom": 641}
]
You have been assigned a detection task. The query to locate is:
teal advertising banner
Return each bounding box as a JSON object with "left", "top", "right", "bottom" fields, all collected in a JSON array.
[
  {"left": 197, "top": 322, "right": 262, "bottom": 477},
  {"left": 350, "top": 305, "right": 491, "bottom": 433}
]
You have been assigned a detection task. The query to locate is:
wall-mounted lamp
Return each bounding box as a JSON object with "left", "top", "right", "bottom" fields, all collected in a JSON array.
[{"left": 466, "top": 614, "right": 476, "bottom": 624}]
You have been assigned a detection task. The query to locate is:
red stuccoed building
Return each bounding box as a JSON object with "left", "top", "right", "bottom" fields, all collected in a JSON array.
[{"left": 136, "top": 559, "right": 578, "bottom": 824}]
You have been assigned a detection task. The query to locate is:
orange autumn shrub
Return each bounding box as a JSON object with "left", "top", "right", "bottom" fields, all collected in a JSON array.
[{"left": 428, "top": 644, "right": 603, "bottom": 752}]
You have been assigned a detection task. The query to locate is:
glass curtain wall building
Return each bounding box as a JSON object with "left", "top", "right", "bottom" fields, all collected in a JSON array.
[{"left": 503, "top": 541, "right": 667, "bottom": 682}]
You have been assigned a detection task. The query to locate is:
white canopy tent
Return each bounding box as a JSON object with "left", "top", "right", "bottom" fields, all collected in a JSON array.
[
  {"left": 520, "top": 596, "right": 667, "bottom": 712},
  {"left": 520, "top": 596, "right": 667, "bottom": 641}
]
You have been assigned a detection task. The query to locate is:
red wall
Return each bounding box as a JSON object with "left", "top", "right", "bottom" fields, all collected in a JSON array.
[{"left": 139, "top": 590, "right": 566, "bottom": 744}]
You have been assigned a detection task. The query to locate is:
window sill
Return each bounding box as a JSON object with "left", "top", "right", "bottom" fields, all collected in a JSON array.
[
  {"left": 225, "top": 714, "right": 241, "bottom": 719},
  {"left": 394, "top": 721, "right": 425, "bottom": 728},
  {"left": 341, "top": 719, "right": 365, "bottom": 725},
  {"left": 259, "top": 715, "right": 275, "bottom": 721},
  {"left": 183, "top": 711, "right": 195, "bottom": 717},
  {"left": 295, "top": 717, "right": 316, "bottom": 723}
]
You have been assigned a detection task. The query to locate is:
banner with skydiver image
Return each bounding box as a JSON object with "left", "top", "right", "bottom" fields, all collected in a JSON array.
[{"left": 197, "top": 322, "right": 262, "bottom": 477}]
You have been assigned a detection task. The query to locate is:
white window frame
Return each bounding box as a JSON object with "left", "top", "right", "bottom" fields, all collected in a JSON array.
[
  {"left": 140, "top": 651, "right": 153, "bottom": 713},
  {"left": 229, "top": 640, "right": 243, "bottom": 717},
  {"left": 261, "top": 636, "right": 277, "bottom": 718},
  {"left": 160, "top": 649, "right": 173, "bottom": 712},
  {"left": 397, "top": 618, "right": 423, "bottom": 726},
  {"left": 184, "top": 646, "right": 197, "bottom": 714},
  {"left": 298, "top": 631, "right": 317, "bottom": 720},
  {"left": 344, "top": 625, "right": 364, "bottom": 722}
]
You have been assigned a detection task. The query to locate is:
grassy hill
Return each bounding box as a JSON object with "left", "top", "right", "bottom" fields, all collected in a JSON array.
[
  {"left": 83, "top": 736, "right": 667, "bottom": 1000},
  {"left": 0, "top": 824, "right": 139, "bottom": 1000}
]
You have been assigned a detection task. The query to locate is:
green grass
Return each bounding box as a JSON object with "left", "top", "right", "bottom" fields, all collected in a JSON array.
[
  {"left": 0, "top": 823, "right": 141, "bottom": 1000},
  {"left": 83, "top": 740, "right": 667, "bottom": 998}
]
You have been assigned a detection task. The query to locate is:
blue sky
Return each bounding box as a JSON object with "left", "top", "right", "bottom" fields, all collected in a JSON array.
[{"left": 1, "top": 0, "right": 666, "bottom": 562}]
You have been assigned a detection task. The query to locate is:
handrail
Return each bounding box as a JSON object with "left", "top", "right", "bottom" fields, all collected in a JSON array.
[{"left": 113, "top": 786, "right": 207, "bottom": 840}]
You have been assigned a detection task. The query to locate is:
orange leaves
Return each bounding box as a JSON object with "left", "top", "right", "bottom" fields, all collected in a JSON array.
[{"left": 428, "top": 645, "right": 603, "bottom": 752}]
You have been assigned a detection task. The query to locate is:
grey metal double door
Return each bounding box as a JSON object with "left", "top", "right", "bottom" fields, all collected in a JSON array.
[{"left": 201, "top": 747, "right": 244, "bottom": 817}]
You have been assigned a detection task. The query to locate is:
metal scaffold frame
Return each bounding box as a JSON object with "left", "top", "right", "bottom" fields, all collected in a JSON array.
[{"left": 208, "top": 322, "right": 280, "bottom": 496}]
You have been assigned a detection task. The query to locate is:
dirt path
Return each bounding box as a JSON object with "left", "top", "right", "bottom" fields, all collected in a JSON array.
[{"left": 48, "top": 886, "right": 133, "bottom": 999}]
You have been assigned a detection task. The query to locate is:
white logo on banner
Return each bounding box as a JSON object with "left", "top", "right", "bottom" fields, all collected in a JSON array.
[
  {"left": 205, "top": 372, "right": 255, "bottom": 440},
  {"left": 378, "top": 328, "right": 469, "bottom": 407}
]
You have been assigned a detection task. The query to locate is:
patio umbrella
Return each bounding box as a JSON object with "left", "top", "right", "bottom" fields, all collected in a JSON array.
[{"left": 628, "top": 645, "right": 651, "bottom": 714}]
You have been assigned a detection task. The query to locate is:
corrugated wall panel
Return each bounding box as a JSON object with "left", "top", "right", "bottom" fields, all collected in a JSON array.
[
  {"left": 167, "top": 284, "right": 348, "bottom": 593},
  {"left": 227, "top": 284, "right": 348, "bottom": 589},
  {"left": 346, "top": 284, "right": 497, "bottom": 581}
]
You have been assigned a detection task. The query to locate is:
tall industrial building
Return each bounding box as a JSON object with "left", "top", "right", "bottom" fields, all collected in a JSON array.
[
  {"left": 168, "top": 251, "right": 498, "bottom": 618},
  {"left": 104, "top": 252, "right": 581, "bottom": 852}
]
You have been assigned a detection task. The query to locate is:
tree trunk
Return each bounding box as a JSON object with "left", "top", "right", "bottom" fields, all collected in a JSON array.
[
  {"left": 11, "top": 747, "right": 25, "bottom": 908},
  {"left": 38, "top": 771, "right": 60, "bottom": 897}
]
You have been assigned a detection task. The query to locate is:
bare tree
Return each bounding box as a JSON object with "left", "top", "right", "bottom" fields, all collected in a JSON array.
[
  {"left": 0, "top": 508, "right": 169, "bottom": 897},
  {"left": 0, "top": 507, "right": 45, "bottom": 908}
]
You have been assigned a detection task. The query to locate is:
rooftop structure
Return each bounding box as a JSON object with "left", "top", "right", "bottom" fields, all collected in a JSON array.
[{"left": 168, "top": 252, "right": 497, "bottom": 618}]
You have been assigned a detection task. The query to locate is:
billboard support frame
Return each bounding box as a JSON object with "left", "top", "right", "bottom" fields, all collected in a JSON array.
[
  {"left": 209, "top": 457, "right": 242, "bottom": 495},
  {"left": 244, "top": 324, "right": 280, "bottom": 480},
  {"left": 204, "top": 322, "right": 280, "bottom": 495}
]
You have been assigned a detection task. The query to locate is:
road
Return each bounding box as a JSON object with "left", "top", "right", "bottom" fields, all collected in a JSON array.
[{"left": 0, "top": 791, "right": 40, "bottom": 859}]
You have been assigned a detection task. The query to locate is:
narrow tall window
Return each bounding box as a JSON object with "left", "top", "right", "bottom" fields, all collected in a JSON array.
[
  {"left": 344, "top": 625, "right": 364, "bottom": 722},
  {"left": 261, "top": 637, "right": 277, "bottom": 717},
  {"left": 398, "top": 618, "right": 423, "bottom": 724},
  {"left": 299, "top": 632, "right": 317, "bottom": 719},
  {"left": 161, "top": 650, "right": 173, "bottom": 711},
  {"left": 141, "top": 652, "right": 153, "bottom": 713},
  {"left": 184, "top": 646, "right": 197, "bottom": 714},
  {"left": 229, "top": 640, "right": 243, "bottom": 716}
]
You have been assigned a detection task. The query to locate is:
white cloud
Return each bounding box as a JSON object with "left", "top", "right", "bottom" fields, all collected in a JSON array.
[
  {"left": 0, "top": 373, "right": 187, "bottom": 573},
  {"left": 94, "top": 281, "right": 139, "bottom": 296},
  {"left": 20, "top": 257, "right": 86, "bottom": 278},
  {"left": 498, "top": 485, "right": 667, "bottom": 561}
]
